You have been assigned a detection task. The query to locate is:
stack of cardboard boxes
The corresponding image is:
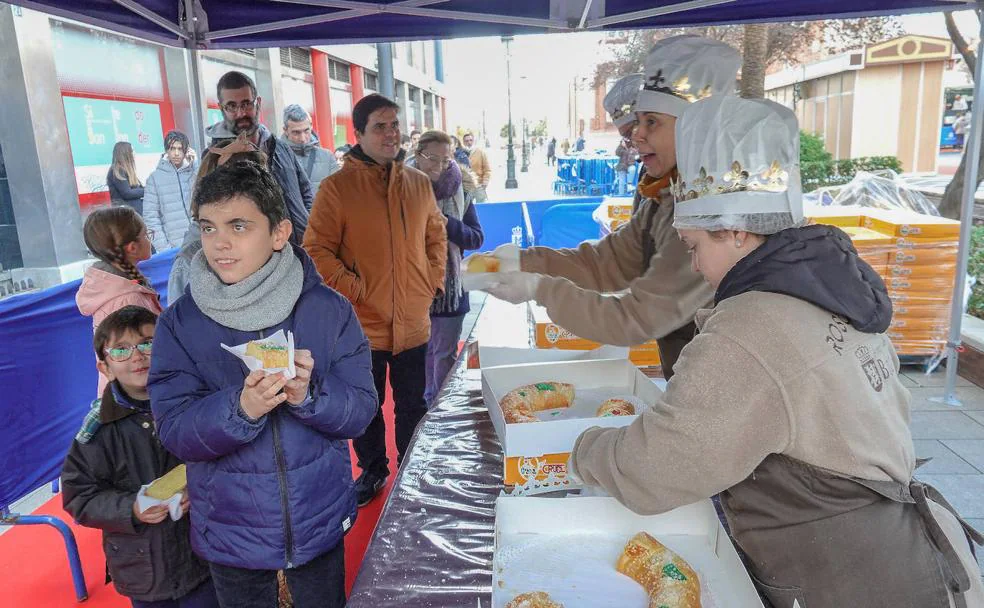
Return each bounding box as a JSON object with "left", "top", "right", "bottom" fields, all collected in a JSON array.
[{"left": 809, "top": 207, "right": 960, "bottom": 357}]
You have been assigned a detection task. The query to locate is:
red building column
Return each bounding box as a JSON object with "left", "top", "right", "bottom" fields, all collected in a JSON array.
[
  {"left": 350, "top": 64, "right": 365, "bottom": 105},
  {"left": 311, "top": 50, "right": 334, "bottom": 150}
]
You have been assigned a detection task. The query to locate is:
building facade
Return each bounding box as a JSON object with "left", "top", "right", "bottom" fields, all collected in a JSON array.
[
  {"left": 765, "top": 35, "right": 953, "bottom": 174},
  {"left": 0, "top": 4, "right": 446, "bottom": 292}
]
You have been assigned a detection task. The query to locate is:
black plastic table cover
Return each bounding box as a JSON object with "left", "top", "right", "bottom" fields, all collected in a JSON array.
[{"left": 347, "top": 300, "right": 529, "bottom": 607}]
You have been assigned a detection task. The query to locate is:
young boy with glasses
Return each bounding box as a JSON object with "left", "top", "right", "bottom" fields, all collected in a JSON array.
[{"left": 62, "top": 306, "right": 218, "bottom": 608}]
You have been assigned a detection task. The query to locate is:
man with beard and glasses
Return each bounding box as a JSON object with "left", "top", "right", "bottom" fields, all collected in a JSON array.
[{"left": 205, "top": 71, "right": 314, "bottom": 245}]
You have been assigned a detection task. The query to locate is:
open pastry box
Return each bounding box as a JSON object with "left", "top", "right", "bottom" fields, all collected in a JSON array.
[
  {"left": 482, "top": 359, "right": 663, "bottom": 486},
  {"left": 478, "top": 345, "right": 630, "bottom": 370},
  {"left": 493, "top": 496, "right": 764, "bottom": 607}
]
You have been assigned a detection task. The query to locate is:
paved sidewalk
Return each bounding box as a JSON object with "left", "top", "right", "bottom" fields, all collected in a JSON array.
[{"left": 902, "top": 365, "right": 984, "bottom": 574}]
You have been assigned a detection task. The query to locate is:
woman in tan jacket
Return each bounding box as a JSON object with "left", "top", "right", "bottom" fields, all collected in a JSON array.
[
  {"left": 484, "top": 35, "right": 741, "bottom": 378},
  {"left": 570, "top": 95, "right": 983, "bottom": 608}
]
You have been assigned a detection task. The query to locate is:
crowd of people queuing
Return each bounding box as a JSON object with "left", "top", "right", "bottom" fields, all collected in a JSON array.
[{"left": 60, "top": 33, "right": 984, "bottom": 608}]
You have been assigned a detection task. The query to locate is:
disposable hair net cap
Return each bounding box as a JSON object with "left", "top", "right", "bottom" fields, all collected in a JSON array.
[
  {"left": 635, "top": 35, "right": 741, "bottom": 118},
  {"left": 604, "top": 73, "right": 644, "bottom": 128},
  {"left": 672, "top": 95, "right": 805, "bottom": 235}
]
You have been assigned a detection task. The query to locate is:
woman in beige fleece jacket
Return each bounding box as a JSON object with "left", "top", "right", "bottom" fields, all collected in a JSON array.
[
  {"left": 484, "top": 36, "right": 741, "bottom": 379},
  {"left": 570, "top": 95, "right": 983, "bottom": 608}
]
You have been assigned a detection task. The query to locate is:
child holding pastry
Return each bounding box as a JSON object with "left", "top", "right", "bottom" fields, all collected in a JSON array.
[
  {"left": 148, "top": 160, "right": 377, "bottom": 608},
  {"left": 62, "top": 306, "right": 217, "bottom": 607}
]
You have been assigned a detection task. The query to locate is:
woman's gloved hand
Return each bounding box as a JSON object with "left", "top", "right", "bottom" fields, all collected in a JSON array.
[
  {"left": 484, "top": 272, "right": 542, "bottom": 304},
  {"left": 492, "top": 243, "right": 522, "bottom": 272}
]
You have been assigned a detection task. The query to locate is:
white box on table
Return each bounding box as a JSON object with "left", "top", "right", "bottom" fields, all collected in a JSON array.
[
  {"left": 478, "top": 344, "right": 629, "bottom": 369},
  {"left": 482, "top": 359, "right": 662, "bottom": 486},
  {"left": 493, "top": 495, "right": 764, "bottom": 607}
]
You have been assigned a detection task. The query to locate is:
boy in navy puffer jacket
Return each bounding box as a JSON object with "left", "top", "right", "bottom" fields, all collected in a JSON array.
[{"left": 149, "top": 160, "right": 377, "bottom": 608}]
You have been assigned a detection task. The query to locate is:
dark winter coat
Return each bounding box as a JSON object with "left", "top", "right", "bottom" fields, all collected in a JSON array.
[
  {"left": 107, "top": 170, "right": 145, "bottom": 216},
  {"left": 148, "top": 246, "right": 377, "bottom": 570},
  {"left": 61, "top": 383, "right": 211, "bottom": 602}
]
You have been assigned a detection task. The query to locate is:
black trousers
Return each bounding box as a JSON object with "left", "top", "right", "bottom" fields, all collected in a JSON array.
[
  {"left": 656, "top": 320, "right": 697, "bottom": 380},
  {"left": 208, "top": 542, "right": 345, "bottom": 608},
  {"left": 353, "top": 344, "right": 428, "bottom": 477}
]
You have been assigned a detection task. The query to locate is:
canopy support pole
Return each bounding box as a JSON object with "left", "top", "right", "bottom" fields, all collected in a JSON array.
[
  {"left": 275, "top": 0, "right": 569, "bottom": 29},
  {"left": 206, "top": 0, "right": 448, "bottom": 42},
  {"left": 182, "top": 0, "right": 208, "bottom": 155},
  {"left": 941, "top": 7, "right": 984, "bottom": 405},
  {"left": 585, "top": 0, "right": 736, "bottom": 29},
  {"left": 110, "top": 0, "right": 187, "bottom": 39}
]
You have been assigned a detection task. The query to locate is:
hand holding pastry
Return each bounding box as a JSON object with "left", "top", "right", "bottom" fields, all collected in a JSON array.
[
  {"left": 133, "top": 501, "right": 169, "bottom": 525},
  {"left": 240, "top": 369, "right": 288, "bottom": 419},
  {"left": 284, "top": 349, "right": 314, "bottom": 405},
  {"left": 492, "top": 243, "right": 522, "bottom": 272}
]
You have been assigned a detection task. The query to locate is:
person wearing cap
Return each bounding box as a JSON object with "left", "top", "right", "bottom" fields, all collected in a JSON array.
[
  {"left": 568, "top": 95, "right": 984, "bottom": 608},
  {"left": 281, "top": 104, "right": 341, "bottom": 191},
  {"left": 604, "top": 73, "right": 643, "bottom": 197},
  {"left": 481, "top": 36, "right": 740, "bottom": 378}
]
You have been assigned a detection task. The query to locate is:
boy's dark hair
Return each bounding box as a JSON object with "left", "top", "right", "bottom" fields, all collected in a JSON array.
[
  {"left": 192, "top": 160, "right": 287, "bottom": 232},
  {"left": 217, "top": 71, "right": 257, "bottom": 103},
  {"left": 352, "top": 93, "right": 400, "bottom": 135},
  {"left": 410, "top": 130, "right": 421, "bottom": 137},
  {"left": 94, "top": 306, "right": 158, "bottom": 362},
  {"left": 164, "top": 130, "right": 189, "bottom": 153}
]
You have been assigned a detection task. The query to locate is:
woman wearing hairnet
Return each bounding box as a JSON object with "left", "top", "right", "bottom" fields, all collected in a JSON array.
[
  {"left": 483, "top": 36, "right": 741, "bottom": 378},
  {"left": 569, "top": 94, "right": 984, "bottom": 608}
]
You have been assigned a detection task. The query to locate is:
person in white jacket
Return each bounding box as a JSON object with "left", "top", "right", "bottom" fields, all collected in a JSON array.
[{"left": 143, "top": 130, "right": 197, "bottom": 251}]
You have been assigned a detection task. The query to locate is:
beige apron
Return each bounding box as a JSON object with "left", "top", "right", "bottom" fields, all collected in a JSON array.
[{"left": 722, "top": 454, "right": 984, "bottom": 608}]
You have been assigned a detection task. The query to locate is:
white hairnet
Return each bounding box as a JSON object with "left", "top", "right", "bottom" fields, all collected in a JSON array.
[
  {"left": 635, "top": 35, "right": 741, "bottom": 117},
  {"left": 672, "top": 96, "right": 804, "bottom": 235},
  {"left": 604, "top": 73, "right": 644, "bottom": 128}
]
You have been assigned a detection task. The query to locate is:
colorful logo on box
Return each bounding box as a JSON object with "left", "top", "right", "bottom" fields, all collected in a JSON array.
[{"left": 517, "top": 457, "right": 543, "bottom": 482}]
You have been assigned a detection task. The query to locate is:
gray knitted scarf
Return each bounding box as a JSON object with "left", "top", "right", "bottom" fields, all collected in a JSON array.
[{"left": 189, "top": 247, "right": 304, "bottom": 332}]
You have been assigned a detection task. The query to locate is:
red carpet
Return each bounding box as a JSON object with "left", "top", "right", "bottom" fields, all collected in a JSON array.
[{"left": 1, "top": 384, "right": 401, "bottom": 606}]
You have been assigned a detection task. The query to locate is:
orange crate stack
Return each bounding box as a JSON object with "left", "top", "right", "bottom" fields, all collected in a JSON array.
[{"left": 811, "top": 209, "right": 960, "bottom": 357}]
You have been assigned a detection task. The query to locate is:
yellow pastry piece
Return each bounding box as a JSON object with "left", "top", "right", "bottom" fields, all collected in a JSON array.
[
  {"left": 504, "top": 591, "right": 564, "bottom": 608},
  {"left": 466, "top": 254, "right": 501, "bottom": 273},
  {"left": 617, "top": 532, "right": 701, "bottom": 608},
  {"left": 145, "top": 464, "right": 187, "bottom": 500},
  {"left": 499, "top": 382, "right": 575, "bottom": 424},
  {"left": 246, "top": 341, "right": 289, "bottom": 369},
  {"left": 596, "top": 398, "right": 636, "bottom": 417}
]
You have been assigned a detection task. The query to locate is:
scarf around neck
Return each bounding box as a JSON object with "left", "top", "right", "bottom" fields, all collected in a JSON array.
[
  {"left": 433, "top": 162, "right": 466, "bottom": 314},
  {"left": 637, "top": 168, "right": 676, "bottom": 200},
  {"left": 189, "top": 246, "right": 304, "bottom": 332}
]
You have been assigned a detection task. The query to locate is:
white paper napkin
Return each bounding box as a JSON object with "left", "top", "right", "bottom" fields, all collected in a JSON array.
[{"left": 135, "top": 484, "right": 184, "bottom": 521}]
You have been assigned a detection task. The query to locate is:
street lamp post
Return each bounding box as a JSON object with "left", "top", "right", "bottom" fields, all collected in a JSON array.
[
  {"left": 502, "top": 35, "right": 518, "bottom": 189},
  {"left": 521, "top": 118, "right": 529, "bottom": 172}
]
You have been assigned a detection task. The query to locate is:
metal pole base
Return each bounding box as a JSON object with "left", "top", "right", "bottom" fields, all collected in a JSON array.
[
  {"left": 929, "top": 395, "right": 963, "bottom": 407},
  {"left": 1, "top": 512, "right": 89, "bottom": 601}
]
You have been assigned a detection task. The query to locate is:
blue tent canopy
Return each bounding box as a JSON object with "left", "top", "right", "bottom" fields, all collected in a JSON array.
[{"left": 14, "top": 0, "right": 971, "bottom": 49}]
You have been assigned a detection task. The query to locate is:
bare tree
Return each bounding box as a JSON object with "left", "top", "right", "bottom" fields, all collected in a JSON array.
[
  {"left": 593, "top": 17, "right": 902, "bottom": 89},
  {"left": 939, "top": 11, "right": 980, "bottom": 220},
  {"left": 740, "top": 24, "right": 770, "bottom": 98}
]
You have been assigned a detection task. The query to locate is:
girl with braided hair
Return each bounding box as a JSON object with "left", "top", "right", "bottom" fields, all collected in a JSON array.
[{"left": 77, "top": 205, "right": 163, "bottom": 395}]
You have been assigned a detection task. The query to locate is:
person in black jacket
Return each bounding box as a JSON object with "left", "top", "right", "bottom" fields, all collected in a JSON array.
[
  {"left": 107, "top": 142, "right": 146, "bottom": 216},
  {"left": 62, "top": 306, "right": 217, "bottom": 608}
]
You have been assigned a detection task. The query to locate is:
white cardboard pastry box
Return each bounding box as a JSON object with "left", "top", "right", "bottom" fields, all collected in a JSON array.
[
  {"left": 482, "top": 359, "right": 663, "bottom": 487},
  {"left": 478, "top": 344, "right": 630, "bottom": 369},
  {"left": 493, "top": 496, "right": 764, "bottom": 608}
]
